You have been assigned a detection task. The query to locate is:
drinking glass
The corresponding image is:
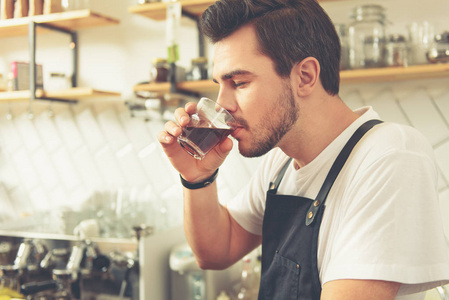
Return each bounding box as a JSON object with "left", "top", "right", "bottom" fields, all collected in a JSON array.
[{"left": 177, "top": 98, "right": 235, "bottom": 160}]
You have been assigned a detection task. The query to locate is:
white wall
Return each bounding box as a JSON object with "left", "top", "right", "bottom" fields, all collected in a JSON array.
[{"left": 0, "top": 0, "right": 448, "bottom": 240}]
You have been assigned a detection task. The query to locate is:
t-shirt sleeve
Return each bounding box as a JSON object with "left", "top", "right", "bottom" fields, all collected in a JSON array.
[{"left": 322, "top": 149, "right": 449, "bottom": 295}]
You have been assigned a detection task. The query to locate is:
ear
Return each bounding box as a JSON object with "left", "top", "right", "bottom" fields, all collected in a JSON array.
[{"left": 292, "top": 57, "right": 320, "bottom": 97}]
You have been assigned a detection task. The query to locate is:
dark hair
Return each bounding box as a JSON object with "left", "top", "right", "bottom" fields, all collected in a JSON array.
[{"left": 201, "top": 0, "right": 340, "bottom": 95}]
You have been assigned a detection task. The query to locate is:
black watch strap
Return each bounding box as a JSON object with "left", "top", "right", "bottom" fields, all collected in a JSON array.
[{"left": 180, "top": 169, "right": 219, "bottom": 190}]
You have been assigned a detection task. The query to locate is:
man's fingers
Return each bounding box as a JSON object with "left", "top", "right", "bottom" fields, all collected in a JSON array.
[{"left": 164, "top": 120, "right": 182, "bottom": 137}]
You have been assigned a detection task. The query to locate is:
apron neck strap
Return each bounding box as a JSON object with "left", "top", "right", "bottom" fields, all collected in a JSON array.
[
  {"left": 305, "top": 119, "right": 383, "bottom": 225},
  {"left": 269, "top": 157, "right": 293, "bottom": 193}
]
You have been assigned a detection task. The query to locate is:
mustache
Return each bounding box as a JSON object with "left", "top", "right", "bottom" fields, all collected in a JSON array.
[{"left": 229, "top": 115, "right": 249, "bottom": 129}]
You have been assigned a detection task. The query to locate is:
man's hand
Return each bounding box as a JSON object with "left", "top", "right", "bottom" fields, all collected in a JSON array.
[{"left": 157, "top": 102, "right": 233, "bottom": 182}]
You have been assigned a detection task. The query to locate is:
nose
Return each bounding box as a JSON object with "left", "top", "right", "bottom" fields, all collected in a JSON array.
[{"left": 216, "top": 86, "right": 237, "bottom": 113}]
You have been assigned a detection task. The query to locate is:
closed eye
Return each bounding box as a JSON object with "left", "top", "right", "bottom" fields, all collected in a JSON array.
[{"left": 234, "top": 81, "right": 248, "bottom": 88}]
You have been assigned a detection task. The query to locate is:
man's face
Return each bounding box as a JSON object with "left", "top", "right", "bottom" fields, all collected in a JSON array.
[{"left": 212, "top": 25, "right": 299, "bottom": 157}]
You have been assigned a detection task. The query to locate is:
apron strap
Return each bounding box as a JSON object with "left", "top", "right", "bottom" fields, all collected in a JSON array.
[
  {"left": 305, "top": 119, "right": 383, "bottom": 226},
  {"left": 268, "top": 157, "right": 293, "bottom": 192}
]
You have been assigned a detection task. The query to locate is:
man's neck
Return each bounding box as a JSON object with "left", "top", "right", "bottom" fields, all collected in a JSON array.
[{"left": 280, "top": 96, "right": 359, "bottom": 169}]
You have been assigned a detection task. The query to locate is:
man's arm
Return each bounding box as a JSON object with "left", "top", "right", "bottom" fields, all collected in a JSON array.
[
  {"left": 183, "top": 180, "right": 262, "bottom": 269},
  {"left": 321, "top": 279, "right": 401, "bottom": 299},
  {"left": 158, "top": 102, "right": 261, "bottom": 269}
]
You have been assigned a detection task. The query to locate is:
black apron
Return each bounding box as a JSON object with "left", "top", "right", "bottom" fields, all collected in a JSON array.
[{"left": 258, "top": 120, "right": 383, "bottom": 300}]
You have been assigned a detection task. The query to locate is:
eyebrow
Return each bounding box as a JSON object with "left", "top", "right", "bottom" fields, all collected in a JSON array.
[{"left": 212, "top": 69, "right": 254, "bottom": 84}]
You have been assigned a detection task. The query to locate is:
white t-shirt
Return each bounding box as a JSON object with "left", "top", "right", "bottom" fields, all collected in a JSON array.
[{"left": 226, "top": 107, "right": 449, "bottom": 298}]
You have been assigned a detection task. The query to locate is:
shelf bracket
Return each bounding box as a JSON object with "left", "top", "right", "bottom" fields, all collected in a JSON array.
[
  {"left": 181, "top": 11, "right": 205, "bottom": 57},
  {"left": 29, "top": 21, "right": 78, "bottom": 104}
]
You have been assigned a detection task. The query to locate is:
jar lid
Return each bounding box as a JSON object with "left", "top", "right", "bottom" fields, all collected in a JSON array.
[
  {"left": 351, "top": 4, "right": 386, "bottom": 20},
  {"left": 191, "top": 57, "right": 208, "bottom": 64},
  {"left": 151, "top": 57, "right": 167, "bottom": 64}
]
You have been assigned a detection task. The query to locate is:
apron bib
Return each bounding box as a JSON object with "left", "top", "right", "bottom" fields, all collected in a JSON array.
[{"left": 258, "top": 120, "right": 382, "bottom": 300}]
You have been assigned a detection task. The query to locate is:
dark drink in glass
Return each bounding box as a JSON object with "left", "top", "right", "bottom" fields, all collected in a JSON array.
[
  {"left": 178, "top": 127, "right": 233, "bottom": 160},
  {"left": 176, "top": 97, "right": 236, "bottom": 160}
]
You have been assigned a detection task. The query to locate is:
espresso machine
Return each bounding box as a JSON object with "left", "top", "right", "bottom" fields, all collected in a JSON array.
[{"left": 0, "top": 234, "right": 139, "bottom": 300}]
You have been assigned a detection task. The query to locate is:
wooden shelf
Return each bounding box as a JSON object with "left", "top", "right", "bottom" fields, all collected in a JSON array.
[
  {"left": 0, "top": 87, "right": 121, "bottom": 102},
  {"left": 128, "top": 0, "right": 214, "bottom": 21},
  {"left": 133, "top": 64, "right": 449, "bottom": 94},
  {"left": 129, "top": 0, "right": 343, "bottom": 20},
  {"left": 0, "top": 9, "right": 119, "bottom": 38},
  {"left": 340, "top": 63, "right": 449, "bottom": 84}
]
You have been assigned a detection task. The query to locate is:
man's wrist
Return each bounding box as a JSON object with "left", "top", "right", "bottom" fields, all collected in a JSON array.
[{"left": 180, "top": 169, "right": 219, "bottom": 190}]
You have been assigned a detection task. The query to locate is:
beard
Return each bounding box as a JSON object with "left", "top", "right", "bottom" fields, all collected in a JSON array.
[{"left": 237, "top": 81, "right": 299, "bottom": 158}]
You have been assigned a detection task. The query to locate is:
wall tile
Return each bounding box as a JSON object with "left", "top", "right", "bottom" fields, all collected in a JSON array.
[
  {"left": 119, "top": 110, "right": 152, "bottom": 152},
  {"left": 94, "top": 145, "right": 126, "bottom": 186},
  {"left": 0, "top": 119, "right": 22, "bottom": 152},
  {"left": 365, "top": 89, "right": 410, "bottom": 125},
  {"left": 76, "top": 109, "right": 107, "bottom": 153},
  {"left": 12, "top": 148, "right": 40, "bottom": 191},
  {"left": 97, "top": 107, "right": 129, "bottom": 152},
  {"left": 116, "top": 146, "right": 150, "bottom": 186},
  {"left": 72, "top": 146, "right": 104, "bottom": 189},
  {"left": 0, "top": 185, "right": 15, "bottom": 220},
  {"left": 433, "top": 90, "right": 449, "bottom": 125},
  {"left": 34, "top": 113, "right": 63, "bottom": 153},
  {"left": 0, "top": 155, "right": 20, "bottom": 191},
  {"left": 32, "top": 148, "right": 59, "bottom": 191},
  {"left": 54, "top": 109, "right": 85, "bottom": 151},
  {"left": 398, "top": 88, "right": 449, "bottom": 146},
  {"left": 52, "top": 147, "right": 82, "bottom": 190},
  {"left": 340, "top": 90, "right": 365, "bottom": 110},
  {"left": 14, "top": 114, "right": 42, "bottom": 152}
]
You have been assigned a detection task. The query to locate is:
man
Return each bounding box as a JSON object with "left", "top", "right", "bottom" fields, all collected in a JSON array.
[{"left": 158, "top": 0, "right": 449, "bottom": 299}]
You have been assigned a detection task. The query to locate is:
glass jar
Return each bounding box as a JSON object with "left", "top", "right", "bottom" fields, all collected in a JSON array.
[
  {"left": 348, "top": 5, "right": 387, "bottom": 69},
  {"left": 408, "top": 21, "right": 436, "bottom": 65},
  {"left": 186, "top": 57, "right": 208, "bottom": 81},
  {"left": 149, "top": 58, "right": 169, "bottom": 83},
  {"left": 385, "top": 34, "right": 410, "bottom": 67}
]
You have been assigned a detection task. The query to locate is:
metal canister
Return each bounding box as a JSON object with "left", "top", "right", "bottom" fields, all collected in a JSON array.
[
  {"left": 385, "top": 34, "right": 410, "bottom": 67},
  {"left": 186, "top": 57, "right": 208, "bottom": 81}
]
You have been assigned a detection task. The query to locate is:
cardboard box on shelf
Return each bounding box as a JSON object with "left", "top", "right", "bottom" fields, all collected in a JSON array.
[
  {"left": 14, "top": 0, "right": 29, "bottom": 18},
  {"left": 10, "top": 61, "right": 44, "bottom": 91},
  {"left": 43, "top": 0, "right": 61, "bottom": 14},
  {"left": 0, "top": 0, "right": 14, "bottom": 19},
  {"left": 29, "top": 0, "right": 43, "bottom": 16}
]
